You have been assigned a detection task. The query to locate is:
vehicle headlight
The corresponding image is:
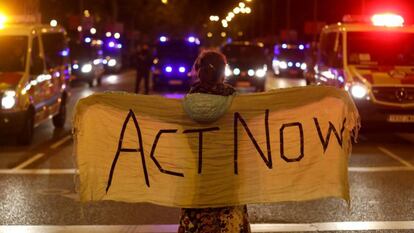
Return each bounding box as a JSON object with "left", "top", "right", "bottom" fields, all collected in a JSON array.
[
  {"left": 1, "top": 90, "right": 16, "bottom": 109},
  {"left": 247, "top": 69, "right": 255, "bottom": 77},
  {"left": 350, "top": 84, "right": 368, "bottom": 99},
  {"left": 225, "top": 65, "right": 232, "bottom": 77},
  {"left": 255, "top": 65, "right": 267, "bottom": 78},
  {"left": 108, "top": 59, "right": 117, "bottom": 67},
  {"left": 72, "top": 64, "right": 79, "bottom": 70},
  {"left": 233, "top": 68, "right": 240, "bottom": 76},
  {"left": 93, "top": 59, "right": 101, "bottom": 65},
  {"left": 81, "top": 64, "right": 93, "bottom": 73},
  {"left": 300, "top": 63, "right": 307, "bottom": 70},
  {"left": 279, "top": 61, "right": 287, "bottom": 69}
]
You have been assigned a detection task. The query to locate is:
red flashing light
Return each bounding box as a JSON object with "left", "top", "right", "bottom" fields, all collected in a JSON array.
[{"left": 371, "top": 13, "right": 404, "bottom": 27}]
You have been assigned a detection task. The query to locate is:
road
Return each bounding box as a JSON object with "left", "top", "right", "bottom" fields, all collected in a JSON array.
[{"left": 0, "top": 70, "right": 413, "bottom": 233}]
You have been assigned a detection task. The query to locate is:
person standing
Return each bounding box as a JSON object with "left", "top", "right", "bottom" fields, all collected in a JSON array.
[
  {"left": 179, "top": 50, "right": 251, "bottom": 233},
  {"left": 135, "top": 43, "right": 152, "bottom": 94}
]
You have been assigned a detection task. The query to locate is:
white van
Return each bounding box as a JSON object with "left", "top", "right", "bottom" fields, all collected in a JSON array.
[
  {"left": 0, "top": 23, "right": 70, "bottom": 144},
  {"left": 307, "top": 14, "right": 414, "bottom": 126}
]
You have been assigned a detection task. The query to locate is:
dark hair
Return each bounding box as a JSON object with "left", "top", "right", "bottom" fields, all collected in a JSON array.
[{"left": 193, "top": 50, "right": 227, "bottom": 87}]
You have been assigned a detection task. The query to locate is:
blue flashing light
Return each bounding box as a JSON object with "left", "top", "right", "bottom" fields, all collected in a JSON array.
[
  {"left": 299, "top": 44, "right": 305, "bottom": 50},
  {"left": 188, "top": 36, "right": 196, "bottom": 43},
  {"left": 84, "top": 37, "right": 91, "bottom": 43},
  {"left": 282, "top": 43, "right": 288, "bottom": 49},
  {"left": 165, "top": 66, "right": 172, "bottom": 73},
  {"left": 179, "top": 66, "right": 186, "bottom": 73},
  {"left": 60, "top": 49, "right": 69, "bottom": 57},
  {"left": 160, "top": 36, "right": 167, "bottom": 42}
]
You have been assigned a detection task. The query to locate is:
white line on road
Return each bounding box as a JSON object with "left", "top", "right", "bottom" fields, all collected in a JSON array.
[
  {"left": 349, "top": 166, "right": 414, "bottom": 172},
  {"left": 2, "top": 221, "right": 414, "bottom": 232},
  {"left": 0, "top": 168, "right": 77, "bottom": 175},
  {"left": 50, "top": 135, "right": 72, "bottom": 149},
  {"left": 12, "top": 153, "right": 45, "bottom": 170},
  {"left": 378, "top": 146, "right": 414, "bottom": 168},
  {"left": 2, "top": 166, "right": 414, "bottom": 175}
]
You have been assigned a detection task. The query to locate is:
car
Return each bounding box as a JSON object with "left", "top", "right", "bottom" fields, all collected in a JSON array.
[
  {"left": 307, "top": 13, "right": 414, "bottom": 126},
  {"left": 0, "top": 23, "right": 70, "bottom": 144},
  {"left": 221, "top": 41, "right": 268, "bottom": 92},
  {"left": 70, "top": 38, "right": 105, "bottom": 87},
  {"left": 102, "top": 32, "right": 122, "bottom": 73},
  {"left": 151, "top": 36, "right": 200, "bottom": 91},
  {"left": 272, "top": 43, "right": 308, "bottom": 78}
]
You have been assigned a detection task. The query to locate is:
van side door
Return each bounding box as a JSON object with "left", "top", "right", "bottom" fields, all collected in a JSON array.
[
  {"left": 40, "top": 32, "right": 67, "bottom": 117},
  {"left": 28, "top": 35, "right": 48, "bottom": 124}
]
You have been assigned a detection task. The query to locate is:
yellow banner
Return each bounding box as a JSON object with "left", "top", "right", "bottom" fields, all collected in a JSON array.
[{"left": 74, "top": 86, "right": 359, "bottom": 208}]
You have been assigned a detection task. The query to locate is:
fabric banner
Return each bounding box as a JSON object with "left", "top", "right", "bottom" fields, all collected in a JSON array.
[{"left": 74, "top": 86, "right": 359, "bottom": 208}]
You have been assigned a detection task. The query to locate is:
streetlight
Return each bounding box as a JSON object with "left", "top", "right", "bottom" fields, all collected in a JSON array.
[
  {"left": 161, "top": 0, "right": 168, "bottom": 4},
  {"left": 221, "top": 32, "right": 227, "bottom": 37},
  {"left": 233, "top": 7, "right": 241, "bottom": 14},
  {"left": 239, "top": 2, "right": 246, "bottom": 8},
  {"left": 207, "top": 32, "right": 213, "bottom": 38},
  {"left": 50, "top": 19, "right": 58, "bottom": 27},
  {"left": 245, "top": 7, "right": 251, "bottom": 14},
  {"left": 90, "top": 27, "right": 97, "bottom": 34}
]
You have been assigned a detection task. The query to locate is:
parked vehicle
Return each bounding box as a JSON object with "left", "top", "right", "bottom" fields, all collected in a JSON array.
[
  {"left": 306, "top": 13, "right": 414, "bottom": 126},
  {"left": 221, "top": 41, "right": 268, "bottom": 92},
  {"left": 0, "top": 24, "right": 70, "bottom": 144}
]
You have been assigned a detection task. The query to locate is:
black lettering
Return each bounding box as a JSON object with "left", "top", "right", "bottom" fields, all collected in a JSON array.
[
  {"left": 183, "top": 127, "right": 220, "bottom": 174},
  {"left": 313, "top": 118, "right": 346, "bottom": 152},
  {"left": 280, "top": 122, "right": 304, "bottom": 162},
  {"left": 150, "top": 129, "right": 184, "bottom": 177},
  {"left": 234, "top": 110, "right": 272, "bottom": 174},
  {"left": 106, "top": 110, "right": 150, "bottom": 193}
]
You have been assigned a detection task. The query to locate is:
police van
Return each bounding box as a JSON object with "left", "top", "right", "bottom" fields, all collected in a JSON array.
[
  {"left": 0, "top": 19, "right": 70, "bottom": 144},
  {"left": 307, "top": 14, "right": 414, "bottom": 126}
]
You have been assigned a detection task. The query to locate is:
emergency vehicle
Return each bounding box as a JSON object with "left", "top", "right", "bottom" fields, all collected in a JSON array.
[
  {"left": 0, "top": 16, "right": 70, "bottom": 144},
  {"left": 307, "top": 14, "right": 414, "bottom": 125}
]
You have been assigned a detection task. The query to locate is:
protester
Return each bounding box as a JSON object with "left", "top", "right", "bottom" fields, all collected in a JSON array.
[
  {"left": 178, "top": 51, "right": 251, "bottom": 233},
  {"left": 135, "top": 43, "right": 152, "bottom": 94}
]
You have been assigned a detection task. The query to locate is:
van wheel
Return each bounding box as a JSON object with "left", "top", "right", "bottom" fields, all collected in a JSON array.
[
  {"left": 53, "top": 99, "right": 66, "bottom": 128},
  {"left": 17, "top": 110, "right": 34, "bottom": 145},
  {"left": 97, "top": 76, "right": 102, "bottom": 86},
  {"left": 88, "top": 79, "right": 95, "bottom": 87}
]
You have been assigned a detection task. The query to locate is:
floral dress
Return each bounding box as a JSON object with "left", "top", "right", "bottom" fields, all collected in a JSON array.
[{"left": 178, "top": 206, "right": 251, "bottom": 233}]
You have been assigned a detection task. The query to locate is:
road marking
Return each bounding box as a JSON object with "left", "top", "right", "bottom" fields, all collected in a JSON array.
[
  {"left": 349, "top": 166, "right": 414, "bottom": 172},
  {"left": 1, "top": 221, "right": 414, "bottom": 232},
  {"left": 12, "top": 153, "right": 45, "bottom": 170},
  {"left": 50, "top": 135, "right": 72, "bottom": 149},
  {"left": 1, "top": 166, "right": 414, "bottom": 175},
  {"left": 378, "top": 146, "right": 414, "bottom": 168},
  {"left": 0, "top": 168, "right": 77, "bottom": 174}
]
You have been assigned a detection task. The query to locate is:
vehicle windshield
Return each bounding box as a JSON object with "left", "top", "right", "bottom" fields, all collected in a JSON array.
[
  {"left": 347, "top": 31, "right": 414, "bottom": 66},
  {"left": 277, "top": 49, "right": 305, "bottom": 61},
  {"left": 70, "top": 42, "right": 99, "bottom": 60},
  {"left": 0, "top": 36, "right": 28, "bottom": 72},
  {"left": 156, "top": 41, "right": 199, "bottom": 60},
  {"left": 223, "top": 44, "right": 266, "bottom": 63}
]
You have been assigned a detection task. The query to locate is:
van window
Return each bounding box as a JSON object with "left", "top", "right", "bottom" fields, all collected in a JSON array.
[
  {"left": 319, "top": 32, "right": 340, "bottom": 67},
  {"left": 30, "top": 37, "right": 45, "bottom": 75},
  {"left": 42, "top": 33, "right": 66, "bottom": 69},
  {"left": 0, "top": 36, "right": 28, "bottom": 72}
]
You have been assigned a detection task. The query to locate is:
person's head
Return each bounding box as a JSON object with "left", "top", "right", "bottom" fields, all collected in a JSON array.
[{"left": 193, "top": 50, "right": 227, "bottom": 87}]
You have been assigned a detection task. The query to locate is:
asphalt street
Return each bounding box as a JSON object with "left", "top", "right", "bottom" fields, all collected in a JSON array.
[{"left": 0, "top": 70, "right": 413, "bottom": 233}]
